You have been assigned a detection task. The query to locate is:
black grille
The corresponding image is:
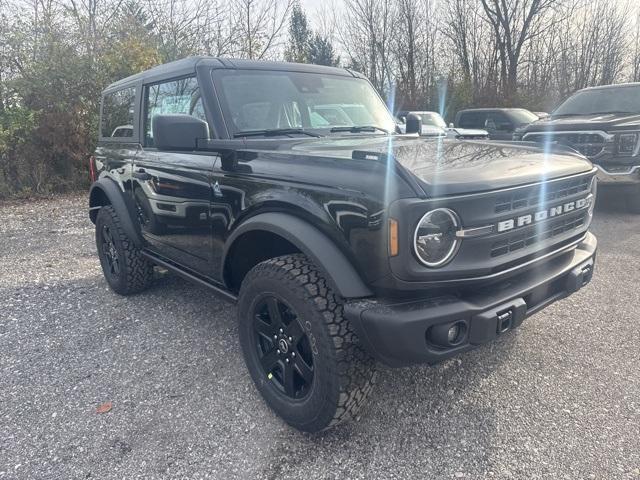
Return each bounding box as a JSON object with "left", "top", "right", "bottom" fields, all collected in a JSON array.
[
  {"left": 495, "top": 176, "right": 591, "bottom": 214},
  {"left": 491, "top": 211, "right": 588, "bottom": 257},
  {"left": 524, "top": 132, "right": 606, "bottom": 158}
]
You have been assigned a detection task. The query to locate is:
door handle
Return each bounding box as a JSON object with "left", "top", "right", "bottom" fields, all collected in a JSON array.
[{"left": 133, "top": 168, "right": 152, "bottom": 181}]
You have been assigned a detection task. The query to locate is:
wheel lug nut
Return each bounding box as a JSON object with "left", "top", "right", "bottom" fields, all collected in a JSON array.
[
  {"left": 285, "top": 358, "right": 289, "bottom": 363},
  {"left": 277, "top": 349, "right": 281, "bottom": 354},
  {"left": 288, "top": 337, "right": 292, "bottom": 342},
  {"left": 279, "top": 328, "right": 284, "bottom": 333},
  {"left": 273, "top": 335, "right": 277, "bottom": 339},
  {"left": 291, "top": 352, "right": 296, "bottom": 357}
]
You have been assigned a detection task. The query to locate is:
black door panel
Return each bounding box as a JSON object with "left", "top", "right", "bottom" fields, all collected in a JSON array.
[{"left": 132, "top": 150, "right": 219, "bottom": 276}]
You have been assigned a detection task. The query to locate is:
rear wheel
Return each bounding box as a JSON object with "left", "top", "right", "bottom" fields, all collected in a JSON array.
[
  {"left": 95, "top": 206, "right": 154, "bottom": 295},
  {"left": 237, "top": 254, "right": 376, "bottom": 432}
]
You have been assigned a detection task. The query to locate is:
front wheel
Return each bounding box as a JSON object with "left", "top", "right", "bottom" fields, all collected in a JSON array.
[{"left": 237, "top": 254, "right": 377, "bottom": 432}]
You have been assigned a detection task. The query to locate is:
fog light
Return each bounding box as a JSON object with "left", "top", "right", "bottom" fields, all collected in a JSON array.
[
  {"left": 447, "top": 324, "right": 460, "bottom": 343},
  {"left": 428, "top": 320, "right": 468, "bottom": 347}
]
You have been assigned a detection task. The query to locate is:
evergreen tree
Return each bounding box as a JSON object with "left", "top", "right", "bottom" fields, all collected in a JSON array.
[
  {"left": 284, "top": 2, "right": 311, "bottom": 63},
  {"left": 308, "top": 33, "right": 340, "bottom": 67}
]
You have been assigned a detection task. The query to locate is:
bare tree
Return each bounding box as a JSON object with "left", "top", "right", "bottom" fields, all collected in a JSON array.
[
  {"left": 391, "top": 0, "right": 437, "bottom": 109},
  {"left": 441, "top": 0, "right": 500, "bottom": 104},
  {"left": 339, "top": 0, "right": 395, "bottom": 94},
  {"left": 143, "top": 0, "right": 209, "bottom": 61},
  {"left": 233, "top": 0, "right": 293, "bottom": 60},
  {"left": 479, "top": 0, "right": 567, "bottom": 101},
  {"left": 632, "top": 9, "right": 640, "bottom": 82}
]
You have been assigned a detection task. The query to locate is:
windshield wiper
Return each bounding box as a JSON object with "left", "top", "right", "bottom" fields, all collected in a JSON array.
[
  {"left": 329, "top": 125, "right": 390, "bottom": 134},
  {"left": 233, "top": 128, "right": 322, "bottom": 138}
]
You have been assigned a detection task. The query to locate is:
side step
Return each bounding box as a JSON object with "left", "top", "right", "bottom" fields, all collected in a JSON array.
[{"left": 142, "top": 251, "right": 238, "bottom": 304}]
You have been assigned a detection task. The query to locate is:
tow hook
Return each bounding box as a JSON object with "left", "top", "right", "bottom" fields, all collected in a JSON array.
[
  {"left": 566, "top": 259, "right": 595, "bottom": 294},
  {"left": 497, "top": 309, "right": 514, "bottom": 334}
]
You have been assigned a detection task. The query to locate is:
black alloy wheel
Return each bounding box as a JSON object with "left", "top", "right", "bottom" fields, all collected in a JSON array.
[
  {"left": 100, "top": 224, "right": 120, "bottom": 278},
  {"left": 237, "top": 254, "right": 377, "bottom": 432},
  {"left": 95, "top": 205, "right": 154, "bottom": 295},
  {"left": 252, "top": 295, "right": 314, "bottom": 400}
]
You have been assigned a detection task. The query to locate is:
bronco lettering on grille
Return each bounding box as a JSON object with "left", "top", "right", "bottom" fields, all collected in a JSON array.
[{"left": 497, "top": 197, "right": 592, "bottom": 233}]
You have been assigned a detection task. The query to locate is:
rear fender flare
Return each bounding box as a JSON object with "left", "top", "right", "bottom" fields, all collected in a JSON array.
[{"left": 89, "top": 178, "right": 143, "bottom": 248}]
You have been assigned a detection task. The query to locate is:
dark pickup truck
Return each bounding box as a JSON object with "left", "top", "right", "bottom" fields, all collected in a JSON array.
[
  {"left": 89, "top": 57, "right": 597, "bottom": 432},
  {"left": 515, "top": 83, "right": 640, "bottom": 212}
]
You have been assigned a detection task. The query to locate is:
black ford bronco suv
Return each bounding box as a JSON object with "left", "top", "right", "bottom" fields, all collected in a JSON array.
[
  {"left": 515, "top": 82, "right": 640, "bottom": 213},
  {"left": 89, "top": 57, "right": 597, "bottom": 432}
]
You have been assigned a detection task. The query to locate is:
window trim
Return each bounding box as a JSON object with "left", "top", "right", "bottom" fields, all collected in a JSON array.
[
  {"left": 98, "top": 84, "right": 141, "bottom": 143},
  {"left": 210, "top": 67, "right": 394, "bottom": 138},
  {"left": 142, "top": 74, "right": 208, "bottom": 149}
]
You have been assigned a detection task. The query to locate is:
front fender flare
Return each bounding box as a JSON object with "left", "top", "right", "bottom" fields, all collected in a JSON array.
[
  {"left": 223, "top": 212, "right": 373, "bottom": 299},
  {"left": 89, "top": 178, "right": 143, "bottom": 248}
]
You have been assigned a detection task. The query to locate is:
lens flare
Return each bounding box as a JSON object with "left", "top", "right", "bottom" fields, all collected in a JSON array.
[{"left": 384, "top": 81, "right": 397, "bottom": 210}]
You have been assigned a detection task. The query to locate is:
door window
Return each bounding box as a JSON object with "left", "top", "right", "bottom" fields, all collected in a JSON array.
[
  {"left": 144, "top": 77, "right": 208, "bottom": 147},
  {"left": 101, "top": 87, "right": 136, "bottom": 138},
  {"left": 459, "top": 112, "right": 486, "bottom": 129},
  {"left": 486, "top": 112, "right": 513, "bottom": 132}
]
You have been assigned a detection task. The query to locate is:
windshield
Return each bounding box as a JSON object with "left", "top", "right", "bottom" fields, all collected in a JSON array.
[
  {"left": 508, "top": 109, "right": 539, "bottom": 124},
  {"left": 213, "top": 69, "right": 397, "bottom": 136},
  {"left": 554, "top": 86, "right": 640, "bottom": 116},
  {"left": 419, "top": 112, "right": 447, "bottom": 129}
]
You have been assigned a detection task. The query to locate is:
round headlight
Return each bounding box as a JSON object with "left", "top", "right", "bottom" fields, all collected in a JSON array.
[{"left": 414, "top": 208, "right": 461, "bottom": 267}]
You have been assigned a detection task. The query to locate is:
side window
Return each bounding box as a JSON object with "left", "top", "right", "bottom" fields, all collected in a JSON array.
[
  {"left": 101, "top": 87, "right": 136, "bottom": 138},
  {"left": 459, "top": 112, "right": 484, "bottom": 129},
  {"left": 144, "top": 77, "right": 208, "bottom": 147},
  {"left": 487, "top": 112, "right": 513, "bottom": 131}
]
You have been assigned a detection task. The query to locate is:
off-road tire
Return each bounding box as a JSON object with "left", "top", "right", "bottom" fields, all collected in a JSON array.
[
  {"left": 237, "top": 254, "right": 377, "bottom": 432},
  {"left": 625, "top": 187, "right": 640, "bottom": 214},
  {"left": 95, "top": 205, "right": 154, "bottom": 295}
]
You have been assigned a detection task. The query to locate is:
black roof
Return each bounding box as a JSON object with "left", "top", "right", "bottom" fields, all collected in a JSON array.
[{"left": 105, "top": 56, "right": 362, "bottom": 92}]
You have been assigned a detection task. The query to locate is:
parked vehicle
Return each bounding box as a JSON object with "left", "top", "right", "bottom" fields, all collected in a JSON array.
[
  {"left": 89, "top": 57, "right": 598, "bottom": 432},
  {"left": 533, "top": 111, "right": 550, "bottom": 120},
  {"left": 454, "top": 108, "right": 539, "bottom": 140},
  {"left": 397, "top": 110, "right": 488, "bottom": 139},
  {"left": 515, "top": 83, "right": 640, "bottom": 213}
]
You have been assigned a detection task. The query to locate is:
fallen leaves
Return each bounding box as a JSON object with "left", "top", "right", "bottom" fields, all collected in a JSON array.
[{"left": 96, "top": 401, "right": 112, "bottom": 414}]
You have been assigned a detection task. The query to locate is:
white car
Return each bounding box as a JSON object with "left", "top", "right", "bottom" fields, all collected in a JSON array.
[{"left": 397, "top": 111, "right": 488, "bottom": 139}]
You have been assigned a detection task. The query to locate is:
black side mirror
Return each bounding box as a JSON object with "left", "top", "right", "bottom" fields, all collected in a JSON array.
[
  {"left": 405, "top": 113, "right": 422, "bottom": 135},
  {"left": 152, "top": 114, "right": 209, "bottom": 151}
]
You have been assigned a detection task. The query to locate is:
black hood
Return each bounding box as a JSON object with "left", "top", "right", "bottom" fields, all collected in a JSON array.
[
  {"left": 285, "top": 136, "right": 593, "bottom": 196},
  {"left": 523, "top": 112, "right": 640, "bottom": 133}
]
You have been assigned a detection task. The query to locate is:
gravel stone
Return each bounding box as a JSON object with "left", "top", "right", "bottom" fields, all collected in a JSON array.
[{"left": 0, "top": 192, "right": 638, "bottom": 479}]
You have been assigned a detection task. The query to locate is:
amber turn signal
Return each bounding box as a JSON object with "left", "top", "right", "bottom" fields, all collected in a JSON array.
[{"left": 389, "top": 218, "right": 399, "bottom": 256}]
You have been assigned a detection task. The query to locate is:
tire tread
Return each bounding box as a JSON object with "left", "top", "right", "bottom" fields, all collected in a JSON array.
[
  {"left": 96, "top": 206, "right": 153, "bottom": 295},
  {"left": 246, "top": 254, "right": 376, "bottom": 430}
]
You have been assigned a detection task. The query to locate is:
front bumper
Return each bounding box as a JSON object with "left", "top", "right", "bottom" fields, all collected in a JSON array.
[
  {"left": 345, "top": 232, "right": 597, "bottom": 367},
  {"left": 595, "top": 164, "right": 640, "bottom": 185}
]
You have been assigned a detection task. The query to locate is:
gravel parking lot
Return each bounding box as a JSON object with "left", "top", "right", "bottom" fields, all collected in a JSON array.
[{"left": 1, "top": 193, "right": 639, "bottom": 479}]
